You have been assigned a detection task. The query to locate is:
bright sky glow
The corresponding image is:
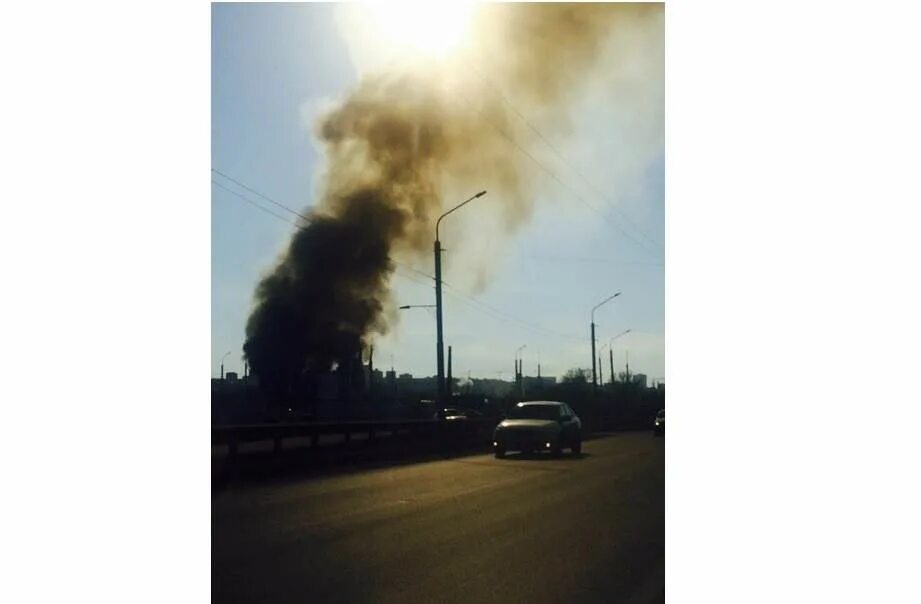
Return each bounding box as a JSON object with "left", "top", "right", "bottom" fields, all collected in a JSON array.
[{"left": 361, "top": 1, "right": 475, "bottom": 57}]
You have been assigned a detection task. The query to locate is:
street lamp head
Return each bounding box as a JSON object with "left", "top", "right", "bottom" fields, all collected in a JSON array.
[
  {"left": 610, "top": 329, "right": 632, "bottom": 345},
  {"left": 591, "top": 291, "right": 623, "bottom": 319},
  {"left": 399, "top": 305, "right": 410, "bottom": 309},
  {"left": 475, "top": 190, "right": 487, "bottom": 198}
]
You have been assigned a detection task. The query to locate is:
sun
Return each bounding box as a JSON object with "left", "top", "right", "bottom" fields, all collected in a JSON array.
[{"left": 363, "top": 1, "right": 476, "bottom": 57}]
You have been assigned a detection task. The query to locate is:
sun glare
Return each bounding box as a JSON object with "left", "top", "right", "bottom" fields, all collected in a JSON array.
[{"left": 364, "top": 1, "right": 475, "bottom": 57}]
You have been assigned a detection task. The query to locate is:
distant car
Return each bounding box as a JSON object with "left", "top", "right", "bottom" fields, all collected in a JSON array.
[
  {"left": 654, "top": 409, "right": 665, "bottom": 436},
  {"left": 492, "top": 401, "right": 582, "bottom": 458},
  {"left": 434, "top": 407, "right": 482, "bottom": 421}
]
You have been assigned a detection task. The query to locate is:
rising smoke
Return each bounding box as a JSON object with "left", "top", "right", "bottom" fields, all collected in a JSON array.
[{"left": 242, "top": 3, "right": 662, "bottom": 399}]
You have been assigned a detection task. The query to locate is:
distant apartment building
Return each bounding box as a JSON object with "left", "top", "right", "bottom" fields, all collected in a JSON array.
[{"left": 633, "top": 373, "right": 648, "bottom": 388}]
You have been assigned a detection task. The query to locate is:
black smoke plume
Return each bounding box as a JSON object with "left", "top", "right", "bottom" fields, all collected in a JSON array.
[{"left": 242, "top": 4, "right": 661, "bottom": 406}]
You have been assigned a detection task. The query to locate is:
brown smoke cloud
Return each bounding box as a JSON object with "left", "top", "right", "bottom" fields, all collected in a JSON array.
[{"left": 243, "top": 3, "right": 662, "bottom": 397}]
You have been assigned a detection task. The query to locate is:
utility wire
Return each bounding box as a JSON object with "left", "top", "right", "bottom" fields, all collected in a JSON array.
[
  {"left": 470, "top": 66, "right": 663, "bottom": 251},
  {"left": 522, "top": 254, "right": 663, "bottom": 266},
  {"left": 371, "top": 52, "right": 657, "bottom": 253},
  {"left": 212, "top": 171, "right": 583, "bottom": 341},
  {"left": 212, "top": 176, "right": 431, "bottom": 284},
  {"left": 456, "top": 90, "right": 663, "bottom": 259},
  {"left": 441, "top": 281, "right": 584, "bottom": 341},
  {"left": 212, "top": 168, "right": 312, "bottom": 222},
  {"left": 211, "top": 180, "right": 297, "bottom": 225}
]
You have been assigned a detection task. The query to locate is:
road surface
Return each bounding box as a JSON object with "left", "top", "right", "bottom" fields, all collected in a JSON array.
[{"left": 212, "top": 432, "right": 664, "bottom": 603}]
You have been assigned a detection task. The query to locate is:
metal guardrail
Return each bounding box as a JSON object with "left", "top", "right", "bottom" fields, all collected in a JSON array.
[{"left": 213, "top": 418, "right": 497, "bottom": 459}]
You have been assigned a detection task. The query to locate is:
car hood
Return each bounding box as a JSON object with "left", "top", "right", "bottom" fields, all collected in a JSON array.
[{"left": 498, "top": 419, "right": 560, "bottom": 431}]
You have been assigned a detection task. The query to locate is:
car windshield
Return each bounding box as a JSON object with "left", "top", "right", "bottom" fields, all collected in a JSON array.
[{"left": 509, "top": 404, "right": 561, "bottom": 420}]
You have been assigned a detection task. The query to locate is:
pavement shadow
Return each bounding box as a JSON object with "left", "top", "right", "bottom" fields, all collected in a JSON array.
[
  {"left": 500, "top": 451, "right": 591, "bottom": 461},
  {"left": 213, "top": 432, "right": 622, "bottom": 492},
  {"left": 213, "top": 438, "right": 497, "bottom": 492}
]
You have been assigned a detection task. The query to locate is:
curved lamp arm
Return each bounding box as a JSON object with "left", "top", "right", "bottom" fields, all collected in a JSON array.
[
  {"left": 591, "top": 292, "right": 622, "bottom": 322},
  {"left": 436, "top": 191, "right": 487, "bottom": 241}
]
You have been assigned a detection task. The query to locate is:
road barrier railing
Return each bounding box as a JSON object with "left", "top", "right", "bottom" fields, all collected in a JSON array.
[{"left": 213, "top": 418, "right": 496, "bottom": 461}]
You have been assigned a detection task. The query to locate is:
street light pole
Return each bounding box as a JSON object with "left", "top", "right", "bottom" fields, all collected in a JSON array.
[
  {"left": 609, "top": 329, "right": 631, "bottom": 383},
  {"left": 598, "top": 342, "right": 610, "bottom": 386},
  {"left": 591, "top": 292, "right": 621, "bottom": 389},
  {"left": 434, "top": 190, "right": 487, "bottom": 406}
]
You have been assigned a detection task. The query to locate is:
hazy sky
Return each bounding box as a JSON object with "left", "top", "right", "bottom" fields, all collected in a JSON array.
[{"left": 212, "top": 3, "right": 664, "bottom": 383}]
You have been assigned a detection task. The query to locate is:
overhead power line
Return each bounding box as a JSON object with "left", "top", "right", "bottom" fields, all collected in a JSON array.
[
  {"left": 212, "top": 168, "right": 311, "bottom": 222},
  {"left": 369, "top": 52, "right": 662, "bottom": 255},
  {"left": 441, "top": 280, "right": 583, "bottom": 342},
  {"left": 456, "top": 90, "right": 663, "bottom": 260},
  {"left": 212, "top": 180, "right": 295, "bottom": 225},
  {"left": 211, "top": 171, "right": 583, "bottom": 342},
  {"left": 471, "top": 66, "right": 663, "bottom": 251}
]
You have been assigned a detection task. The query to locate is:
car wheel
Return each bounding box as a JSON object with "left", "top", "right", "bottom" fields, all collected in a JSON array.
[
  {"left": 551, "top": 442, "right": 563, "bottom": 457},
  {"left": 572, "top": 439, "right": 582, "bottom": 455},
  {"left": 494, "top": 447, "right": 506, "bottom": 459}
]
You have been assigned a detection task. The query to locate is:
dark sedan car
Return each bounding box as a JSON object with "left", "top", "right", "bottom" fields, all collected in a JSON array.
[{"left": 493, "top": 401, "right": 582, "bottom": 458}]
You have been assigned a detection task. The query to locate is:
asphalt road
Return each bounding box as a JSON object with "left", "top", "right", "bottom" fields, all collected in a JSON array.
[{"left": 212, "top": 432, "right": 664, "bottom": 603}]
